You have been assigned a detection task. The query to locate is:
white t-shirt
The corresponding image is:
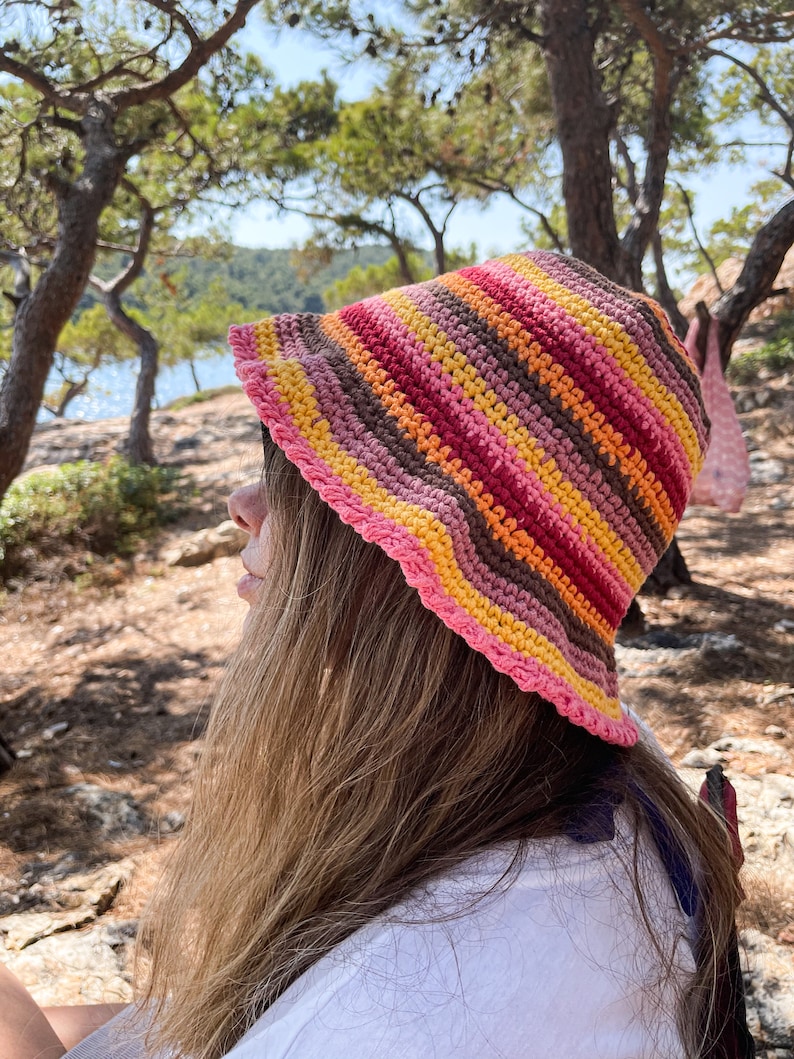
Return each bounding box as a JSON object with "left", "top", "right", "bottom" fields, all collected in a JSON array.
[{"left": 68, "top": 816, "right": 694, "bottom": 1059}]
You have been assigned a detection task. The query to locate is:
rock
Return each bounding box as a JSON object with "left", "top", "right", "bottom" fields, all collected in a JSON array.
[
  {"left": 60, "top": 862, "right": 130, "bottom": 915},
  {"left": 0, "top": 921, "right": 135, "bottom": 1004},
  {"left": 679, "top": 247, "right": 794, "bottom": 322},
  {"left": 64, "top": 784, "right": 146, "bottom": 838},
  {"left": 749, "top": 453, "right": 786, "bottom": 485},
  {"left": 41, "top": 721, "right": 69, "bottom": 740},
  {"left": 615, "top": 631, "right": 743, "bottom": 679},
  {"left": 173, "top": 433, "right": 202, "bottom": 450},
  {"left": 679, "top": 747, "right": 724, "bottom": 769},
  {"left": 742, "top": 929, "right": 794, "bottom": 1051},
  {"left": 162, "top": 519, "right": 247, "bottom": 568},
  {"left": 0, "top": 908, "right": 97, "bottom": 950},
  {"left": 709, "top": 736, "right": 791, "bottom": 763},
  {"left": 765, "top": 726, "right": 788, "bottom": 740}
]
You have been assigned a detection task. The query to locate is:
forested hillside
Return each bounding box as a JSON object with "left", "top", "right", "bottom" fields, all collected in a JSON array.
[
  {"left": 183, "top": 244, "right": 394, "bottom": 315},
  {"left": 84, "top": 243, "right": 395, "bottom": 319}
]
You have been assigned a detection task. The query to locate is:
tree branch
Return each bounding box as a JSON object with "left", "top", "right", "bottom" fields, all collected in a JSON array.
[
  {"left": 651, "top": 230, "right": 688, "bottom": 339},
  {"left": 713, "top": 196, "right": 794, "bottom": 366},
  {"left": 111, "top": 0, "right": 258, "bottom": 110},
  {"left": 617, "top": 0, "right": 678, "bottom": 280},
  {"left": 675, "top": 181, "right": 723, "bottom": 293},
  {"left": 0, "top": 50, "right": 75, "bottom": 110},
  {"left": 89, "top": 183, "right": 156, "bottom": 298},
  {"left": 684, "top": 13, "right": 794, "bottom": 53},
  {"left": 611, "top": 131, "right": 638, "bottom": 203},
  {"left": 615, "top": 0, "right": 675, "bottom": 60},
  {"left": 706, "top": 48, "right": 794, "bottom": 136},
  {"left": 41, "top": 111, "right": 83, "bottom": 135},
  {"left": 144, "top": 0, "right": 202, "bottom": 48},
  {"left": 464, "top": 175, "right": 567, "bottom": 252}
]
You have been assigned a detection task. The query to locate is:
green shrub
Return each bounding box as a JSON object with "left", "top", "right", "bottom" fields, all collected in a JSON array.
[
  {"left": 0, "top": 457, "right": 188, "bottom": 581},
  {"left": 727, "top": 313, "right": 794, "bottom": 384}
]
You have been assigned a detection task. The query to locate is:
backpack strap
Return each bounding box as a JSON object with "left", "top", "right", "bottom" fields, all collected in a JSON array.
[
  {"left": 638, "top": 766, "right": 754, "bottom": 1058},
  {"left": 697, "top": 765, "right": 754, "bottom": 1059}
]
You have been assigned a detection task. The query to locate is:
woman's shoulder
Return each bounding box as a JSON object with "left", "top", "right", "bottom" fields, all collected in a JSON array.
[{"left": 226, "top": 829, "right": 691, "bottom": 1059}]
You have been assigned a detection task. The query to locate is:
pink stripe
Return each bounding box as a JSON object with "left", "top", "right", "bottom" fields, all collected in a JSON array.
[
  {"left": 410, "top": 284, "right": 658, "bottom": 571},
  {"left": 340, "top": 297, "right": 629, "bottom": 627},
  {"left": 536, "top": 252, "right": 707, "bottom": 463},
  {"left": 462, "top": 259, "right": 691, "bottom": 515},
  {"left": 229, "top": 328, "right": 635, "bottom": 747},
  {"left": 299, "top": 352, "right": 616, "bottom": 685}
]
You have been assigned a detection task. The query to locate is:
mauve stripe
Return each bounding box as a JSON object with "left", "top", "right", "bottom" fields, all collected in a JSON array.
[
  {"left": 538, "top": 252, "right": 703, "bottom": 410},
  {"left": 514, "top": 254, "right": 705, "bottom": 514},
  {"left": 430, "top": 279, "right": 670, "bottom": 560},
  {"left": 344, "top": 296, "right": 632, "bottom": 628},
  {"left": 255, "top": 361, "right": 622, "bottom": 703},
  {"left": 311, "top": 317, "right": 617, "bottom": 666},
  {"left": 339, "top": 298, "right": 628, "bottom": 628},
  {"left": 463, "top": 260, "right": 690, "bottom": 515},
  {"left": 411, "top": 282, "right": 658, "bottom": 571},
  {"left": 538, "top": 253, "right": 706, "bottom": 476},
  {"left": 471, "top": 257, "right": 690, "bottom": 509},
  {"left": 297, "top": 332, "right": 616, "bottom": 680},
  {"left": 541, "top": 253, "right": 708, "bottom": 453}
]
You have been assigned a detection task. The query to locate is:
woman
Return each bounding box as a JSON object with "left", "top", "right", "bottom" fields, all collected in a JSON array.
[{"left": 2, "top": 251, "right": 748, "bottom": 1058}]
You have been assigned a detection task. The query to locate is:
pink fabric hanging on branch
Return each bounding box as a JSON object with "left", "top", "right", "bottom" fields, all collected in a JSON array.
[{"left": 685, "top": 314, "right": 750, "bottom": 513}]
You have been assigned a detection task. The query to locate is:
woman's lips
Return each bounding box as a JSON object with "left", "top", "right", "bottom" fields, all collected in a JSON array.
[{"left": 237, "top": 571, "right": 264, "bottom": 603}]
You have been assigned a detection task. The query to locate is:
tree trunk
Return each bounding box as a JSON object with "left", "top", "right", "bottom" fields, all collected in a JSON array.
[
  {"left": 651, "top": 233, "right": 690, "bottom": 339},
  {"left": 713, "top": 196, "right": 794, "bottom": 368},
  {"left": 0, "top": 108, "right": 125, "bottom": 502},
  {"left": 644, "top": 537, "right": 692, "bottom": 594},
  {"left": 104, "top": 291, "right": 159, "bottom": 465},
  {"left": 189, "top": 359, "right": 202, "bottom": 392},
  {"left": 0, "top": 731, "right": 15, "bottom": 778},
  {"left": 538, "top": 0, "right": 625, "bottom": 282},
  {"left": 52, "top": 377, "right": 89, "bottom": 417}
]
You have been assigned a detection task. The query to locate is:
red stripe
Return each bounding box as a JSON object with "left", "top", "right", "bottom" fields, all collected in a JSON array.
[{"left": 340, "top": 299, "right": 627, "bottom": 628}]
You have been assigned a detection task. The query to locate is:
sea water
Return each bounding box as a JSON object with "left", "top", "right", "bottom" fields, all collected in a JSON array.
[{"left": 37, "top": 352, "right": 240, "bottom": 423}]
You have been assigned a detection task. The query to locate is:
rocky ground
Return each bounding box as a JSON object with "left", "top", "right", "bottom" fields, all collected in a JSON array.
[{"left": 0, "top": 377, "right": 793, "bottom": 1054}]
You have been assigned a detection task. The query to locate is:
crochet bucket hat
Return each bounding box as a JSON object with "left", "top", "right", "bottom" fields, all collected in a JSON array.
[{"left": 230, "top": 251, "right": 708, "bottom": 747}]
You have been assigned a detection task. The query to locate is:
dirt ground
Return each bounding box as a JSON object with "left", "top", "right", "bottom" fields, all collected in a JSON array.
[{"left": 0, "top": 377, "right": 793, "bottom": 932}]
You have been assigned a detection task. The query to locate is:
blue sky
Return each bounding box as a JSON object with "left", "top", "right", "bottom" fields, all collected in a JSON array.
[{"left": 228, "top": 15, "right": 769, "bottom": 283}]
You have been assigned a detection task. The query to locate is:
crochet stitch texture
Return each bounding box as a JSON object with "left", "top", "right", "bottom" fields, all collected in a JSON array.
[{"left": 230, "top": 251, "right": 708, "bottom": 747}]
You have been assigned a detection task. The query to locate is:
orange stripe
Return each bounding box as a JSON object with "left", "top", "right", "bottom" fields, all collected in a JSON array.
[
  {"left": 439, "top": 272, "right": 677, "bottom": 538},
  {"left": 320, "top": 312, "right": 615, "bottom": 641}
]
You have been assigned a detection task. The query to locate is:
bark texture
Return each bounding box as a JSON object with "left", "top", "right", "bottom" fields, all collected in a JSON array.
[
  {"left": 538, "top": 0, "right": 626, "bottom": 282},
  {"left": 713, "top": 197, "right": 794, "bottom": 368},
  {"left": 0, "top": 106, "right": 125, "bottom": 498},
  {"left": 103, "top": 292, "right": 159, "bottom": 465}
]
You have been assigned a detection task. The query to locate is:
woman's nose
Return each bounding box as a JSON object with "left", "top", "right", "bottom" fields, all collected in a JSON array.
[{"left": 228, "top": 483, "right": 268, "bottom": 536}]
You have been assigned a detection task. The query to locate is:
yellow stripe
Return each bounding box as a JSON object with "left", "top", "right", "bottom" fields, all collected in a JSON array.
[
  {"left": 437, "top": 271, "right": 678, "bottom": 537},
  {"left": 253, "top": 329, "right": 621, "bottom": 721},
  {"left": 379, "top": 288, "right": 644, "bottom": 590},
  {"left": 502, "top": 254, "right": 702, "bottom": 469},
  {"left": 320, "top": 312, "right": 616, "bottom": 641}
]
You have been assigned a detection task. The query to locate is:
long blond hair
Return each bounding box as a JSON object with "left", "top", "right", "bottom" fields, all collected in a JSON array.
[{"left": 140, "top": 438, "right": 742, "bottom": 1059}]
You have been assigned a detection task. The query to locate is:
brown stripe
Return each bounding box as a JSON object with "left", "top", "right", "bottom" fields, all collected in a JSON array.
[
  {"left": 299, "top": 314, "right": 617, "bottom": 670},
  {"left": 550, "top": 256, "right": 708, "bottom": 439},
  {"left": 428, "top": 280, "right": 669, "bottom": 559}
]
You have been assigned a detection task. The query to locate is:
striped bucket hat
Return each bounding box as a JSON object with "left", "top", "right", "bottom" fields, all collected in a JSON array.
[{"left": 230, "top": 251, "right": 708, "bottom": 747}]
